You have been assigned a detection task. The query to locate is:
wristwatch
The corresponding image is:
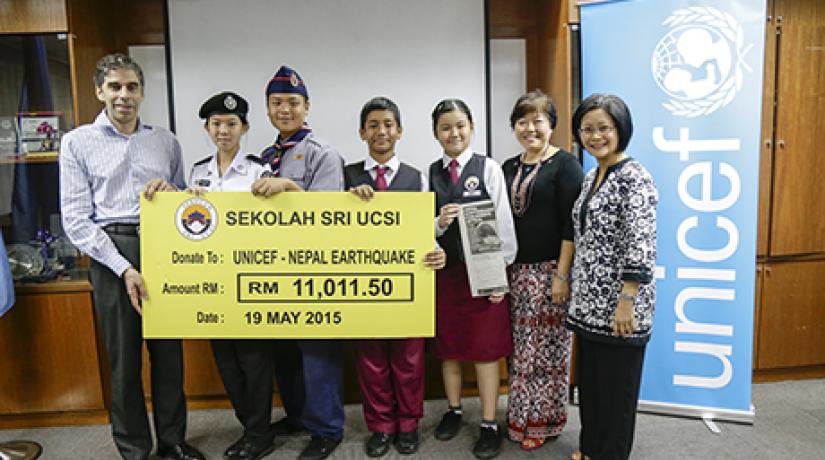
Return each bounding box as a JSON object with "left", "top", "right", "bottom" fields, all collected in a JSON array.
[
  {"left": 554, "top": 271, "right": 571, "bottom": 282},
  {"left": 618, "top": 292, "right": 636, "bottom": 302}
]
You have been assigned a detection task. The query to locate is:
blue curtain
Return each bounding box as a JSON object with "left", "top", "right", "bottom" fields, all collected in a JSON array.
[
  {"left": 10, "top": 35, "right": 59, "bottom": 243},
  {"left": 1, "top": 228, "right": 15, "bottom": 316}
]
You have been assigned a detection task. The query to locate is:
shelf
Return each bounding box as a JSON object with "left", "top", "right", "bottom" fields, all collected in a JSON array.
[
  {"left": 14, "top": 269, "right": 92, "bottom": 294},
  {"left": 0, "top": 152, "right": 59, "bottom": 165}
]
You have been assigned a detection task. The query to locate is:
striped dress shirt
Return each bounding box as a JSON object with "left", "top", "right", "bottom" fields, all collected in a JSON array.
[{"left": 59, "top": 110, "right": 185, "bottom": 276}]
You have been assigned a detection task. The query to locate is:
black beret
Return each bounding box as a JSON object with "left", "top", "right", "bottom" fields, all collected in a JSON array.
[{"left": 199, "top": 91, "right": 249, "bottom": 122}]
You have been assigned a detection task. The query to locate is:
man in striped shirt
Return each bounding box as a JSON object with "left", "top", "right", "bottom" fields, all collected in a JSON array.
[{"left": 59, "top": 54, "right": 203, "bottom": 460}]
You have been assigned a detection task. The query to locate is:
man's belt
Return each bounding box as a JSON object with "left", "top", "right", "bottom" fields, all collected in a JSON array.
[{"left": 103, "top": 223, "right": 140, "bottom": 236}]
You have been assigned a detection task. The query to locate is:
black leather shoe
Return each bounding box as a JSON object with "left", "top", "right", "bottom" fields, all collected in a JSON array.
[
  {"left": 472, "top": 426, "right": 502, "bottom": 459},
  {"left": 224, "top": 436, "right": 247, "bottom": 458},
  {"left": 394, "top": 430, "right": 420, "bottom": 455},
  {"left": 226, "top": 439, "right": 275, "bottom": 460},
  {"left": 270, "top": 417, "right": 306, "bottom": 436},
  {"left": 365, "top": 432, "right": 394, "bottom": 457},
  {"left": 434, "top": 411, "right": 462, "bottom": 440},
  {"left": 298, "top": 436, "right": 341, "bottom": 460},
  {"left": 157, "top": 442, "right": 206, "bottom": 460}
]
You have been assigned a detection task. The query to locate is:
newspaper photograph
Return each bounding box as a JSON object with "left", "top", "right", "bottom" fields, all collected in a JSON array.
[{"left": 457, "top": 200, "right": 509, "bottom": 297}]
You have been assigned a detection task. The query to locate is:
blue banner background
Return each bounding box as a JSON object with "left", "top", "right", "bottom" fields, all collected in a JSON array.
[{"left": 581, "top": 0, "right": 766, "bottom": 414}]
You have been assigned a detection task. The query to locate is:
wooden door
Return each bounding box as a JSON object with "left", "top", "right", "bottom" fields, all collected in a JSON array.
[
  {"left": 752, "top": 264, "right": 764, "bottom": 370},
  {"left": 757, "top": 260, "right": 825, "bottom": 369},
  {"left": 757, "top": 0, "right": 776, "bottom": 257},
  {"left": 768, "top": 0, "right": 825, "bottom": 255}
]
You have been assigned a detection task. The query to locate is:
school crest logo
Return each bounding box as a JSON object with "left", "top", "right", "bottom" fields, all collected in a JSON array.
[
  {"left": 651, "top": 7, "right": 754, "bottom": 118},
  {"left": 462, "top": 175, "right": 481, "bottom": 197},
  {"left": 175, "top": 198, "right": 217, "bottom": 240}
]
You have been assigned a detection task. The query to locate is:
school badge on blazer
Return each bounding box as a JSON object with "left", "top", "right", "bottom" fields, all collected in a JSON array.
[
  {"left": 176, "top": 197, "right": 218, "bottom": 241},
  {"left": 463, "top": 175, "right": 481, "bottom": 197}
]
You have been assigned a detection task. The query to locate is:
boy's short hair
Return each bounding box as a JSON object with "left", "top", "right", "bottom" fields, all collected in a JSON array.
[{"left": 359, "top": 97, "right": 401, "bottom": 129}]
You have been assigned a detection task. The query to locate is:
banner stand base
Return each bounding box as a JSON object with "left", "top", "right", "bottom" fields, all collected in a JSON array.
[{"left": 638, "top": 400, "right": 755, "bottom": 425}]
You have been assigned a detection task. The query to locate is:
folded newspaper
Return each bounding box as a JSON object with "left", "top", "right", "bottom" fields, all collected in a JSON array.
[{"left": 457, "top": 200, "right": 509, "bottom": 297}]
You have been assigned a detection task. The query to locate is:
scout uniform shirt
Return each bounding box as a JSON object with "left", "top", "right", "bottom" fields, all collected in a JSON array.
[
  {"left": 262, "top": 132, "right": 345, "bottom": 192},
  {"left": 189, "top": 152, "right": 269, "bottom": 191}
]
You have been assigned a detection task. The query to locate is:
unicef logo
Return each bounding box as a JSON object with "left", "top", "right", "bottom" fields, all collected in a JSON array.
[
  {"left": 651, "top": 7, "right": 754, "bottom": 118},
  {"left": 175, "top": 197, "right": 217, "bottom": 241}
]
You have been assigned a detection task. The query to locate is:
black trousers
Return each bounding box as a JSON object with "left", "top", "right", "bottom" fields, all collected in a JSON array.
[
  {"left": 576, "top": 334, "right": 646, "bottom": 460},
  {"left": 211, "top": 339, "right": 274, "bottom": 445},
  {"left": 89, "top": 230, "right": 187, "bottom": 460}
]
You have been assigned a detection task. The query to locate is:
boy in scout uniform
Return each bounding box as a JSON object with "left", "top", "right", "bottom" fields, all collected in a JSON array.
[
  {"left": 346, "top": 97, "right": 445, "bottom": 458},
  {"left": 189, "top": 91, "right": 275, "bottom": 460},
  {"left": 256, "top": 65, "right": 346, "bottom": 460}
]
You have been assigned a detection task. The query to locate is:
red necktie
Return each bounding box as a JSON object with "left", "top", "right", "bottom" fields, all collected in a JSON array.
[
  {"left": 449, "top": 159, "right": 459, "bottom": 185},
  {"left": 374, "top": 165, "right": 389, "bottom": 191}
]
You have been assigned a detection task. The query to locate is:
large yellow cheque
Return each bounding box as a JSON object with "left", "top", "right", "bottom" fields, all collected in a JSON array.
[{"left": 140, "top": 192, "right": 435, "bottom": 338}]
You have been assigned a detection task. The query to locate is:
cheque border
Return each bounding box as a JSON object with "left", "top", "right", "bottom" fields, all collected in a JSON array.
[{"left": 236, "top": 272, "right": 416, "bottom": 303}]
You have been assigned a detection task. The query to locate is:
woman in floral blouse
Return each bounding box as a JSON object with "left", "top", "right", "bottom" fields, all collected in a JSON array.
[{"left": 567, "top": 94, "right": 658, "bottom": 460}]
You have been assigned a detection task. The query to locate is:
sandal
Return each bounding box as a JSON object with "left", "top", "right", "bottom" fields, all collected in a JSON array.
[
  {"left": 507, "top": 422, "right": 523, "bottom": 443},
  {"left": 521, "top": 436, "right": 545, "bottom": 450}
]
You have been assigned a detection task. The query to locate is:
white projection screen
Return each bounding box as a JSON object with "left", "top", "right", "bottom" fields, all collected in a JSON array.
[{"left": 166, "top": 0, "right": 488, "bottom": 174}]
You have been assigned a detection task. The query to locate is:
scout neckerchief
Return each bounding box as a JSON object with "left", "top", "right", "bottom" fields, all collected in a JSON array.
[{"left": 261, "top": 124, "right": 312, "bottom": 176}]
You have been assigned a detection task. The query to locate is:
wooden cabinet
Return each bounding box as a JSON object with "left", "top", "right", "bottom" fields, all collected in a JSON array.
[
  {"left": 752, "top": 0, "right": 825, "bottom": 378},
  {"left": 0, "top": 279, "right": 106, "bottom": 415},
  {"left": 756, "top": 260, "right": 825, "bottom": 369}
]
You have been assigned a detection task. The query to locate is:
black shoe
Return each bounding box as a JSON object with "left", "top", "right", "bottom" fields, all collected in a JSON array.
[
  {"left": 157, "top": 442, "right": 206, "bottom": 460},
  {"left": 472, "top": 426, "right": 502, "bottom": 460},
  {"left": 434, "top": 410, "right": 462, "bottom": 440},
  {"left": 270, "top": 417, "right": 306, "bottom": 436},
  {"left": 394, "top": 430, "right": 420, "bottom": 455},
  {"left": 298, "top": 436, "right": 341, "bottom": 460},
  {"left": 226, "top": 439, "right": 275, "bottom": 460},
  {"left": 365, "top": 432, "right": 394, "bottom": 457},
  {"left": 224, "top": 436, "right": 247, "bottom": 458}
]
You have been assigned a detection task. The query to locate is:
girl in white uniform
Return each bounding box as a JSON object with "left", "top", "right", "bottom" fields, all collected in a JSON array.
[{"left": 189, "top": 91, "right": 274, "bottom": 460}]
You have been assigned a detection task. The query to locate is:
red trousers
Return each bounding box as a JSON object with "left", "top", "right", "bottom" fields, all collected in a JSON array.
[{"left": 356, "top": 338, "right": 425, "bottom": 433}]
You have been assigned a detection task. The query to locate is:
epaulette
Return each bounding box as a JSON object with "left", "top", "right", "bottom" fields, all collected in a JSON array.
[
  {"left": 193, "top": 156, "right": 212, "bottom": 166},
  {"left": 246, "top": 154, "right": 266, "bottom": 165}
]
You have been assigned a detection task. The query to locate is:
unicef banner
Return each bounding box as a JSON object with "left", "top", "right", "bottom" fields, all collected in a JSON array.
[{"left": 580, "top": 0, "right": 766, "bottom": 421}]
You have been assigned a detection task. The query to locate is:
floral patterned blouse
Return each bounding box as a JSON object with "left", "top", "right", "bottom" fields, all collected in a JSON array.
[{"left": 567, "top": 158, "right": 658, "bottom": 346}]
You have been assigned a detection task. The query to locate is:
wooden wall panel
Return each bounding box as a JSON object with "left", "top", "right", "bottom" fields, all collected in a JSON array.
[
  {"left": 757, "top": 260, "right": 825, "bottom": 369},
  {"left": 0, "top": 290, "right": 105, "bottom": 414},
  {"left": 489, "top": 0, "right": 576, "bottom": 151},
  {"left": 538, "top": 0, "right": 575, "bottom": 151},
  {"left": 0, "top": 0, "right": 67, "bottom": 33},
  {"left": 490, "top": 0, "right": 540, "bottom": 92},
  {"left": 67, "top": 0, "right": 116, "bottom": 125},
  {"left": 112, "top": 0, "right": 166, "bottom": 48},
  {"left": 768, "top": 0, "right": 825, "bottom": 255}
]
